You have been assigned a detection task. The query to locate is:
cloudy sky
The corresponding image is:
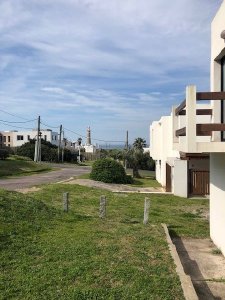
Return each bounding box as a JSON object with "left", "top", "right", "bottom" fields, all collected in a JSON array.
[{"left": 0, "top": 0, "right": 223, "bottom": 145}]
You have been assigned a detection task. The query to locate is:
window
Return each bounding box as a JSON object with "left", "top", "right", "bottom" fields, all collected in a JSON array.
[
  {"left": 3, "top": 136, "right": 6, "bottom": 142},
  {"left": 8, "top": 144, "right": 10, "bottom": 147},
  {"left": 17, "top": 135, "right": 24, "bottom": 141},
  {"left": 27, "top": 135, "right": 30, "bottom": 141},
  {"left": 44, "top": 135, "right": 47, "bottom": 141},
  {"left": 0, "top": 136, "right": 2, "bottom": 142},
  {"left": 8, "top": 136, "right": 10, "bottom": 143}
]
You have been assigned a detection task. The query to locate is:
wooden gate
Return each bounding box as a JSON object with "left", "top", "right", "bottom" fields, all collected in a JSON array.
[
  {"left": 166, "top": 163, "right": 172, "bottom": 192},
  {"left": 189, "top": 170, "right": 209, "bottom": 195}
]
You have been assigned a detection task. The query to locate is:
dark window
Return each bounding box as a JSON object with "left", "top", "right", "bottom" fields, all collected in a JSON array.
[
  {"left": 8, "top": 136, "right": 10, "bottom": 142},
  {"left": 3, "top": 136, "right": 6, "bottom": 142},
  {"left": 17, "top": 135, "right": 24, "bottom": 141},
  {"left": 8, "top": 144, "right": 10, "bottom": 147},
  {"left": 0, "top": 136, "right": 2, "bottom": 142},
  {"left": 27, "top": 135, "right": 30, "bottom": 140},
  {"left": 44, "top": 135, "right": 47, "bottom": 141}
]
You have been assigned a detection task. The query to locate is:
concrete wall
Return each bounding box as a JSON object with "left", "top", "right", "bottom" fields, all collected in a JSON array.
[
  {"left": 210, "top": 153, "right": 225, "bottom": 256},
  {"left": 210, "top": 2, "right": 225, "bottom": 256},
  {"left": 173, "top": 160, "right": 188, "bottom": 197},
  {"left": 12, "top": 130, "right": 58, "bottom": 147},
  {"left": 188, "top": 159, "right": 209, "bottom": 171},
  {"left": 150, "top": 116, "right": 179, "bottom": 187},
  {"left": 211, "top": 0, "right": 225, "bottom": 134}
]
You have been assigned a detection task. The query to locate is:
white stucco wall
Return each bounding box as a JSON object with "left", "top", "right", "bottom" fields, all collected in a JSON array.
[
  {"left": 150, "top": 116, "right": 179, "bottom": 187},
  {"left": 210, "top": 153, "right": 225, "bottom": 256},
  {"left": 12, "top": 130, "right": 58, "bottom": 147},
  {"left": 209, "top": 2, "right": 225, "bottom": 256},
  {"left": 173, "top": 159, "right": 188, "bottom": 197},
  {"left": 211, "top": 0, "right": 225, "bottom": 131}
]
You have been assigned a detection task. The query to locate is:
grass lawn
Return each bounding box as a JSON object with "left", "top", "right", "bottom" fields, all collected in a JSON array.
[
  {"left": 77, "top": 168, "right": 161, "bottom": 188},
  {"left": 0, "top": 185, "right": 209, "bottom": 299},
  {"left": 127, "top": 169, "right": 161, "bottom": 188},
  {"left": 0, "top": 156, "right": 52, "bottom": 178}
]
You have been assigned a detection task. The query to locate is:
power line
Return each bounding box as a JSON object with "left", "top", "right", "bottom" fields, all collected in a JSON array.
[
  {"left": 0, "top": 118, "right": 37, "bottom": 123},
  {"left": 64, "top": 127, "right": 124, "bottom": 143},
  {"left": 0, "top": 109, "right": 34, "bottom": 121},
  {"left": 0, "top": 121, "right": 34, "bottom": 130},
  {"left": 40, "top": 121, "right": 59, "bottom": 129}
]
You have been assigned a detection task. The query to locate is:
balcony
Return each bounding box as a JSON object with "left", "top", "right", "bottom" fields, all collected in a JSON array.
[{"left": 172, "top": 86, "right": 225, "bottom": 153}]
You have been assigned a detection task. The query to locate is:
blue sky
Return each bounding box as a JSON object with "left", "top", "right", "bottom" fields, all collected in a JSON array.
[{"left": 0, "top": 0, "right": 223, "bottom": 145}]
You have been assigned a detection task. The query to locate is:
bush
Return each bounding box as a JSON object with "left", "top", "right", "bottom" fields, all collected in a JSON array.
[
  {"left": 0, "top": 149, "right": 9, "bottom": 160},
  {"left": 90, "top": 158, "right": 133, "bottom": 184}
]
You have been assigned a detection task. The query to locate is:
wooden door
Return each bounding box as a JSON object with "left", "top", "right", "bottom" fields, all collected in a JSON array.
[
  {"left": 166, "top": 163, "right": 172, "bottom": 192},
  {"left": 189, "top": 170, "right": 209, "bottom": 195}
]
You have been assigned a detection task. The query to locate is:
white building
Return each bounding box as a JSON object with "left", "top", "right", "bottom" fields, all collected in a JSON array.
[
  {"left": 0, "top": 129, "right": 59, "bottom": 147},
  {"left": 83, "top": 126, "right": 96, "bottom": 154},
  {"left": 150, "top": 1, "right": 225, "bottom": 256},
  {"left": 150, "top": 104, "right": 211, "bottom": 197}
]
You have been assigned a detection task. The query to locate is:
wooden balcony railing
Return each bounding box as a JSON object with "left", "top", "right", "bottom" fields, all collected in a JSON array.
[
  {"left": 175, "top": 91, "right": 225, "bottom": 116},
  {"left": 176, "top": 124, "right": 225, "bottom": 137},
  {"left": 175, "top": 91, "right": 225, "bottom": 137}
]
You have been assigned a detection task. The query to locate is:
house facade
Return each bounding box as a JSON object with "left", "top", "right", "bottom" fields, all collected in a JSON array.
[
  {"left": 0, "top": 131, "right": 14, "bottom": 148},
  {"left": 150, "top": 1, "right": 225, "bottom": 255},
  {"left": 0, "top": 129, "right": 59, "bottom": 148},
  {"left": 150, "top": 104, "right": 211, "bottom": 197}
]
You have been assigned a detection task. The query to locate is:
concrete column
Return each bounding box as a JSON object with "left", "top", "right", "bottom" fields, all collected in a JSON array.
[
  {"left": 173, "top": 159, "right": 188, "bottom": 198},
  {"left": 172, "top": 106, "right": 179, "bottom": 144},
  {"left": 186, "top": 85, "right": 197, "bottom": 152},
  {"left": 210, "top": 153, "right": 225, "bottom": 256}
]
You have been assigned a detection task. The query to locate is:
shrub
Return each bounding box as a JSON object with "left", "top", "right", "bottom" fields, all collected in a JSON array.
[
  {"left": 90, "top": 158, "right": 133, "bottom": 184},
  {"left": 0, "top": 149, "right": 9, "bottom": 160}
]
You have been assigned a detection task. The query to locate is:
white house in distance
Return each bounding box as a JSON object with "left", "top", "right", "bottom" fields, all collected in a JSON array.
[
  {"left": 0, "top": 129, "right": 59, "bottom": 147},
  {"left": 150, "top": 1, "right": 225, "bottom": 256}
]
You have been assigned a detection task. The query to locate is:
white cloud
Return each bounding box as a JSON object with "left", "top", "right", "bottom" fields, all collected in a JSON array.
[{"left": 0, "top": 0, "right": 222, "bottom": 142}]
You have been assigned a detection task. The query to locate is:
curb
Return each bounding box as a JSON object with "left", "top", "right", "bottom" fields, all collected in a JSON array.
[{"left": 161, "top": 224, "right": 198, "bottom": 300}]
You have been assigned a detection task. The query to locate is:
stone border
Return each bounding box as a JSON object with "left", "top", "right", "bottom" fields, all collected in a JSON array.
[{"left": 161, "top": 224, "right": 198, "bottom": 300}]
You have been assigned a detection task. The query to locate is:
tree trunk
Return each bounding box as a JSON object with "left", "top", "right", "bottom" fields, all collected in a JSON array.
[{"left": 133, "top": 165, "right": 141, "bottom": 178}]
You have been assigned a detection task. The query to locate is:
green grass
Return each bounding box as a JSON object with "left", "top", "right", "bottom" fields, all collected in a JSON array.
[
  {"left": 76, "top": 173, "right": 91, "bottom": 179},
  {"left": 126, "top": 169, "right": 161, "bottom": 188},
  {"left": 76, "top": 168, "right": 161, "bottom": 188},
  {"left": 131, "top": 177, "right": 161, "bottom": 188},
  {"left": 0, "top": 157, "right": 52, "bottom": 178},
  {"left": 0, "top": 185, "right": 210, "bottom": 299}
]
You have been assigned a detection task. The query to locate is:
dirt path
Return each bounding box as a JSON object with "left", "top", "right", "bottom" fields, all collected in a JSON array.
[{"left": 65, "top": 178, "right": 165, "bottom": 193}]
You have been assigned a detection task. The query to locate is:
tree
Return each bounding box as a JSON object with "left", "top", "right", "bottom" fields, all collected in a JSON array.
[
  {"left": 133, "top": 137, "right": 146, "bottom": 150},
  {"left": 125, "top": 137, "right": 147, "bottom": 178}
]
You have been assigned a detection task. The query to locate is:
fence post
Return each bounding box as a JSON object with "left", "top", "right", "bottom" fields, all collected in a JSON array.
[
  {"left": 63, "top": 192, "right": 69, "bottom": 212},
  {"left": 143, "top": 197, "right": 150, "bottom": 225},
  {"left": 99, "top": 195, "right": 106, "bottom": 218}
]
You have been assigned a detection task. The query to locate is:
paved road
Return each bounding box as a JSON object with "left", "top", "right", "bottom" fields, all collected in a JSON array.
[{"left": 0, "top": 165, "right": 91, "bottom": 191}]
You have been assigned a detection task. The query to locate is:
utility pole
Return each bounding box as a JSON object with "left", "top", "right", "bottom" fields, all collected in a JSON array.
[
  {"left": 62, "top": 129, "right": 64, "bottom": 163},
  {"left": 58, "top": 124, "right": 62, "bottom": 162},
  {"left": 124, "top": 130, "right": 128, "bottom": 169},
  {"left": 126, "top": 130, "right": 128, "bottom": 150},
  {"left": 34, "top": 116, "right": 41, "bottom": 162}
]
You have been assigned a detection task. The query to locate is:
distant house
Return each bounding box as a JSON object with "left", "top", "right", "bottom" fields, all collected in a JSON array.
[
  {"left": 0, "top": 129, "right": 59, "bottom": 148},
  {"left": 150, "top": 1, "right": 225, "bottom": 256},
  {"left": 0, "top": 131, "right": 14, "bottom": 148}
]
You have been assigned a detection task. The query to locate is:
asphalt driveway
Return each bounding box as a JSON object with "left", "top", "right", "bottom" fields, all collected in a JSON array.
[{"left": 0, "top": 164, "right": 91, "bottom": 191}]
